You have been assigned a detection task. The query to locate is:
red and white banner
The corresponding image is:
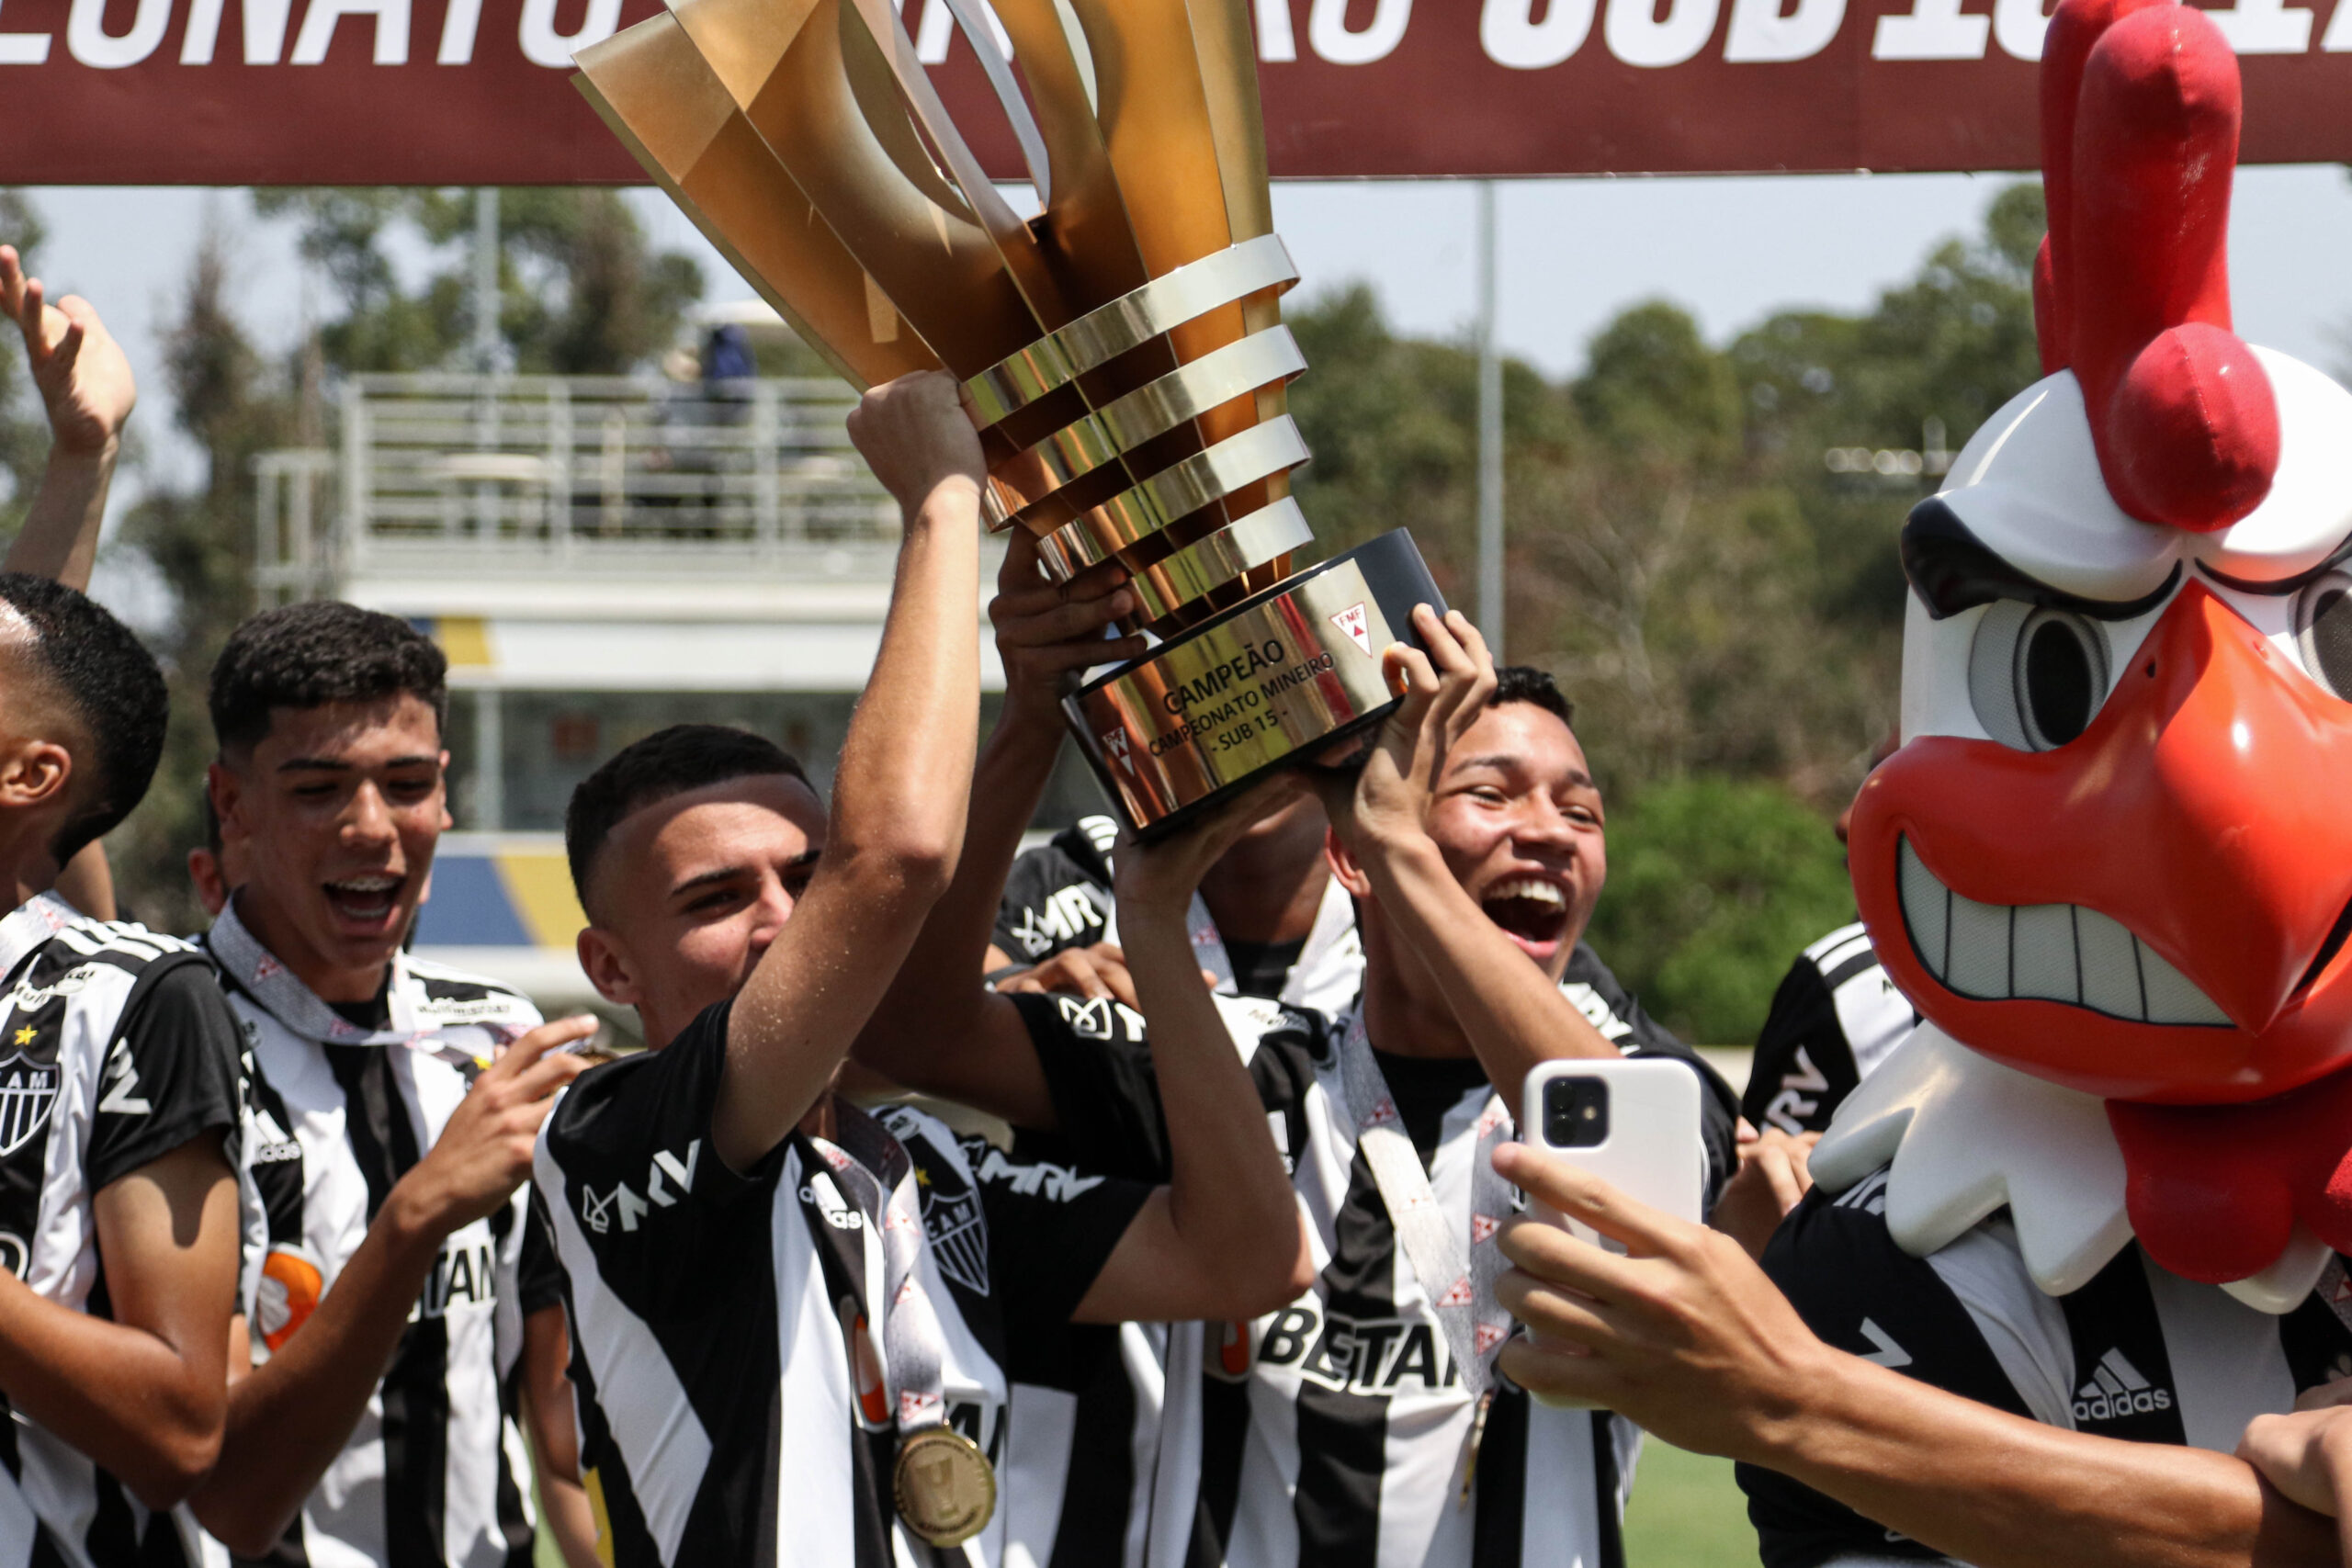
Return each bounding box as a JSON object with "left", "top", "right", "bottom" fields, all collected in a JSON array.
[{"left": 3, "top": 0, "right": 2347, "bottom": 184}]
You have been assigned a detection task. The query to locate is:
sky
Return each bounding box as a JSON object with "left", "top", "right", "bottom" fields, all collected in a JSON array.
[{"left": 16, "top": 163, "right": 2352, "bottom": 600}]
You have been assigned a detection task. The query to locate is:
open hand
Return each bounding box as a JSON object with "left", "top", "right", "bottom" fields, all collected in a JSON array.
[
  {"left": 395, "top": 1017, "right": 598, "bottom": 1235},
  {"left": 1490, "top": 1138, "right": 1828, "bottom": 1457},
  {"left": 2, "top": 246, "right": 135, "bottom": 458},
  {"left": 1113, "top": 771, "right": 1309, "bottom": 921},
  {"left": 1311, "top": 604, "right": 1497, "bottom": 856},
  {"left": 989, "top": 527, "right": 1148, "bottom": 726}
]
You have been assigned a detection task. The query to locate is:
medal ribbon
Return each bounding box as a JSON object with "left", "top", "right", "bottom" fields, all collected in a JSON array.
[
  {"left": 207, "top": 897, "right": 526, "bottom": 1066},
  {"left": 808, "top": 1104, "right": 953, "bottom": 1438},
  {"left": 1337, "top": 1011, "right": 1517, "bottom": 1399}
]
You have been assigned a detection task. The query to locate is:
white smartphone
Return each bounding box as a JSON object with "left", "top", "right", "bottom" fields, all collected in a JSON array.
[
  {"left": 1519, "top": 1057, "right": 1705, "bottom": 1247},
  {"left": 1518, "top": 1059, "right": 1706, "bottom": 1409}
]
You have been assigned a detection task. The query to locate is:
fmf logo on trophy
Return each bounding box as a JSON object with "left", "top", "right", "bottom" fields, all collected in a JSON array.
[{"left": 574, "top": 0, "right": 1445, "bottom": 837}]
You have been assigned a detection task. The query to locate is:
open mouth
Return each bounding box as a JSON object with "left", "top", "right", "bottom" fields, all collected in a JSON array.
[
  {"left": 1481, "top": 874, "right": 1571, "bottom": 956},
  {"left": 322, "top": 874, "right": 405, "bottom": 928},
  {"left": 1896, "top": 838, "right": 2230, "bottom": 1027}
]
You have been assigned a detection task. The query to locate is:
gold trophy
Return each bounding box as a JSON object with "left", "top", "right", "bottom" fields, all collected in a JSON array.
[{"left": 575, "top": 0, "right": 1446, "bottom": 835}]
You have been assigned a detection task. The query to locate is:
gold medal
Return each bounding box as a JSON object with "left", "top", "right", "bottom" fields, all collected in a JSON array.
[{"left": 892, "top": 1426, "right": 996, "bottom": 1548}]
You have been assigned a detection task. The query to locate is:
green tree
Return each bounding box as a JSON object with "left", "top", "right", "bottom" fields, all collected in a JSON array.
[
  {"left": 0, "top": 190, "right": 54, "bottom": 530},
  {"left": 254, "top": 188, "right": 704, "bottom": 375},
  {"left": 1582, "top": 775, "right": 1857, "bottom": 1044},
  {"left": 105, "top": 222, "right": 299, "bottom": 930}
]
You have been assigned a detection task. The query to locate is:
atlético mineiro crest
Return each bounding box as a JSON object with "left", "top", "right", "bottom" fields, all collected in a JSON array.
[
  {"left": 1329, "top": 603, "right": 1373, "bottom": 657},
  {"left": 922, "top": 1186, "right": 989, "bottom": 1297},
  {"left": 0, "top": 1052, "right": 58, "bottom": 1156}
]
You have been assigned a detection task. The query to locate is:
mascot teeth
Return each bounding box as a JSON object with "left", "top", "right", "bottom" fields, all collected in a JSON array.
[{"left": 1895, "top": 840, "right": 2229, "bottom": 1026}]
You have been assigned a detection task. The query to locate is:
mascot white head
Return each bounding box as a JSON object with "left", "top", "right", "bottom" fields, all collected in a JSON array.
[{"left": 1812, "top": 0, "right": 2352, "bottom": 1311}]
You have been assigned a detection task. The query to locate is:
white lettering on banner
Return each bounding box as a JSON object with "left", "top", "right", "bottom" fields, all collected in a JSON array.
[
  {"left": 1725, "top": 0, "right": 1845, "bottom": 62},
  {"left": 2327, "top": 0, "right": 2352, "bottom": 48},
  {"left": 1606, "top": 0, "right": 1720, "bottom": 68},
  {"left": 67, "top": 0, "right": 170, "bottom": 67},
  {"left": 1992, "top": 0, "right": 2053, "bottom": 60},
  {"left": 520, "top": 0, "right": 620, "bottom": 66},
  {"left": 1255, "top": 0, "right": 1297, "bottom": 60},
  {"left": 2204, "top": 0, "right": 2313, "bottom": 54},
  {"left": 1480, "top": 0, "right": 1595, "bottom": 68},
  {"left": 179, "top": 0, "right": 293, "bottom": 63},
  {"left": 0, "top": 0, "right": 48, "bottom": 64},
  {"left": 291, "top": 0, "right": 410, "bottom": 65},
  {"left": 1309, "top": 0, "right": 1411, "bottom": 63},
  {"left": 1872, "top": 0, "right": 1987, "bottom": 58},
  {"left": 438, "top": 0, "right": 481, "bottom": 62}
]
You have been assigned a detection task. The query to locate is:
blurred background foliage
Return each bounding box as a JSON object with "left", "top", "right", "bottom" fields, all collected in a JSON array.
[
  {"left": 2, "top": 182, "right": 2054, "bottom": 1039},
  {"left": 1285, "top": 182, "right": 2042, "bottom": 1039}
]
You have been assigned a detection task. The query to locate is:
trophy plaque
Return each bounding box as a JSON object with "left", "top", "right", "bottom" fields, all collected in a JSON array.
[{"left": 575, "top": 0, "right": 1446, "bottom": 835}]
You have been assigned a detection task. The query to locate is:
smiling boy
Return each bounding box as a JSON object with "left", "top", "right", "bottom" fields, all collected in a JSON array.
[
  {"left": 189, "top": 604, "right": 598, "bottom": 1566},
  {"left": 856, "top": 588, "right": 1736, "bottom": 1566}
]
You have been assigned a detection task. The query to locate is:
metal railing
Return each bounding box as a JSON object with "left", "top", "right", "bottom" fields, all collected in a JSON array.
[{"left": 255, "top": 372, "right": 898, "bottom": 597}]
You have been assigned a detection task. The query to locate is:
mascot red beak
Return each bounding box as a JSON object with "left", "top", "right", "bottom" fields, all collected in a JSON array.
[{"left": 1822, "top": 0, "right": 2352, "bottom": 1299}]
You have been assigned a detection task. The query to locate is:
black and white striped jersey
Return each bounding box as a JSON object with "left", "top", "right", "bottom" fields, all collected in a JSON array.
[
  {"left": 1741, "top": 923, "right": 1917, "bottom": 1137},
  {"left": 0, "top": 893, "right": 243, "bottom": 1568},
  {"left": 532, "top": 997, "right": 1153, "bottom": 1568},
  {"left": 201, "top": 900, "right": 551, "bottom": 1568},
  {"left": 1739, "top": 1168, "right": 2352, "bottom": 1568},
  {"left": 1012, "top": 977, "right": 1736, "bottom": 1568}
]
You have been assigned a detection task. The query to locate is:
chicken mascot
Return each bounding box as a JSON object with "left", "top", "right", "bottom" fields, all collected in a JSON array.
[{"left": 1739, "top": 0, "right": 2352, "bottom": 1552}]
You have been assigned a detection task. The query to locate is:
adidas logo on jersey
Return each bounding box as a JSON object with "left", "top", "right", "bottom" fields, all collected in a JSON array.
[{"left": 2072, "top": 1348, "right": 2173, "bottom": 1423}]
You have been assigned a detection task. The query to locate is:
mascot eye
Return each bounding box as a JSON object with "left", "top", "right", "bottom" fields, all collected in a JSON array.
[
  {"left": 1968, "top": 601, "right": 2110, "bottom": 751},
  {"left": 2294, "top": 570, "right": 2352, "bottom": 702}
]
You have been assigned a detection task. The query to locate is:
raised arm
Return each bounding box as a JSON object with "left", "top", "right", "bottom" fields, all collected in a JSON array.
[
  {"left": 2, "top": 245, "right": 134, "bottom": 591},
  {"left": 1318, "top": 607, "right": 1618, "bottom": 1112},
  {"left": 1492, "top": 1144, "right": 2337, "bottom": 1568},
  {"left": 1072, "top": 781, "right": 1316, "bottom": 1323},
  {"left": 851, "top": 527, "right": 1141, "bottom": 1130},
  {"left": 712, "top": 372, "right": 987, "bottom": 1170}
]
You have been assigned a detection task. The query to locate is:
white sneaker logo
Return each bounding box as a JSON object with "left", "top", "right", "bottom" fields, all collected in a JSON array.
[{"left": 2073, "top": 1348, "right": 2173, "bottom": 1421}]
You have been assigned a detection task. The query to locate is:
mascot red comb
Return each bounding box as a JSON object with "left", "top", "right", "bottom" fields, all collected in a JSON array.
[{"left": 1813, "top": 0, "right": 2352, "bottom": 1313}]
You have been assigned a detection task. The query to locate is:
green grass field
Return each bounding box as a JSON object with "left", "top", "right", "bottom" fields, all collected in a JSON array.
[{"left": 1624, "top": 1438, "right": 1761, "bottom": 1565}]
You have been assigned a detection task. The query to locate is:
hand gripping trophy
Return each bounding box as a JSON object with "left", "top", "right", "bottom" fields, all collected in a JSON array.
[{"left": 574, "top": 0, "right": 1445, "bottom": 838}]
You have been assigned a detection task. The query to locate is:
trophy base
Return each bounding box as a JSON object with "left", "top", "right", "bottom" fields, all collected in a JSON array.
[{"left": 1064, "top": 529, "right": 1447, "bottom": 839}]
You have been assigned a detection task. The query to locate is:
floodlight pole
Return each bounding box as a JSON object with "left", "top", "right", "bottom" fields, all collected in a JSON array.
[
  {"left": 1474, "top": 180, "right": 1504, "bottom": 655},
  {"left": 471, "top": 186, "right": 501, "bottom": 373}
]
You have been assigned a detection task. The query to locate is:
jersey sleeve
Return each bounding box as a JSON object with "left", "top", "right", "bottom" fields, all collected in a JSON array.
[
  {"left": 535, "top": 1000, "right": 778, "bottom": 1323},
  {"left": 86, "top": 958, "right": 243, "bottom": 1195},
  {"left": 964, "top": 1132, "right": 1152, "bottom": 1366},
  {"left": 1736, "top": 1182, "right": 2040, "bottom": 1568},
  {"left": 518, "top": 1189, "right": 566, "bottom": 1319},
  {"left": 1741, "top": 957, "right": 1860, "bottom": 1135},
  {"left": 1008, "top": 990, "right": 1172, "bottom": 1181}
]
